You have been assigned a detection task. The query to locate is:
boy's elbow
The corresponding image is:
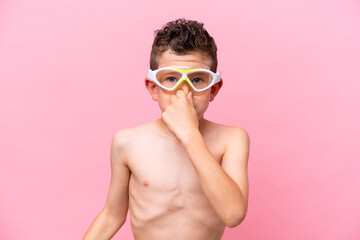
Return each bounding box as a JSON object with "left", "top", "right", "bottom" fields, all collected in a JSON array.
[
  {"left": 101, "top": 207, "right": 127, "bottom": 227},
  {"left": 224, "top": 210, "right": 247, "bottom": 228}
]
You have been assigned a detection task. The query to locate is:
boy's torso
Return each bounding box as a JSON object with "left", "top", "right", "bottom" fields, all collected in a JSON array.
[{"left": 124, "top": 118, "right": 232, "bottom": 240}]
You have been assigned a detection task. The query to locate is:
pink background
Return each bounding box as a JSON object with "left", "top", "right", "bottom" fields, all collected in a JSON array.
[{"left": 1, "top": 0, "right": 359, "bottom": 239}]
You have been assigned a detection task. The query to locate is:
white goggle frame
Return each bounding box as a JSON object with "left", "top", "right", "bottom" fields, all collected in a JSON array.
[{"left": 147, "top": 67, "right": 221, "bottom": 92}]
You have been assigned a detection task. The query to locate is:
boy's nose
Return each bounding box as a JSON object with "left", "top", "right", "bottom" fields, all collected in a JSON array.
[{"left": 177, "top": 78, "right": 191, "bottom": 95}]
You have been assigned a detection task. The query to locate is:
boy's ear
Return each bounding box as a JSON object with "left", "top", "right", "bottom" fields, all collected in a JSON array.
[
  {"left": 145, "top": 77, "right": 159, "bottom": 101},
  {"left": 210, "top": 78, "right": 223, "bottom": 102}
]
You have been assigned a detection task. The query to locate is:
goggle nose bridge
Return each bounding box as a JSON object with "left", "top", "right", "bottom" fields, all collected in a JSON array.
[{"left": 173, "top": 74, "right": 195, "bottom": 90}]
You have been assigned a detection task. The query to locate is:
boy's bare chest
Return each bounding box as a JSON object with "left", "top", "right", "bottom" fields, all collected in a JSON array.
[
  {"left": 126, "top": 126, "right": 228, "bottom": 232},
  {"left": 127, "top": 133, "right": 224, "bottom": 192}
]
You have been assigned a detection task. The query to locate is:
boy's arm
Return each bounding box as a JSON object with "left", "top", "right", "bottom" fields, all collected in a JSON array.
[
  {"left": 181, "top": 127, "right": 250, "bottom": 228},
  {"left": 83, "top": 129, "right": 131, "bottom": 240},
  {"left": 161, "top": 90, "right": 249, "bottom": 228}
]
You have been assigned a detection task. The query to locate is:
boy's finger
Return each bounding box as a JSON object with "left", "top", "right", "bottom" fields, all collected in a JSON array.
[
  {"left": 188, "top": 91, "right": 194, "bottom": 105},
  {"left": 176, "top": 90, "right": 185, "bottom": 98}
]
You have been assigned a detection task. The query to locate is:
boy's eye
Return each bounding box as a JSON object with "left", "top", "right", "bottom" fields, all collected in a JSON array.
[
  {"left": 167, "top": 77, "right": 177, "bottom": 82},
  {"left": 192, "top": 78, "right": 203, "bottom": 83}
]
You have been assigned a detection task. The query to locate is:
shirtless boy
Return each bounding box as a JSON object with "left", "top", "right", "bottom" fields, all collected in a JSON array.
[{"left": 83, "top": 18, "right": 250, "bottom": 240}]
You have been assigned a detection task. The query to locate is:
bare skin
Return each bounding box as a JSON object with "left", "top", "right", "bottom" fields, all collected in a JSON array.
[
  {"left": 83, "top": 50, "right": 250, "bottom": 240},
  {"left": 127, "top": 118, "right": 237, "bottom": 240}
]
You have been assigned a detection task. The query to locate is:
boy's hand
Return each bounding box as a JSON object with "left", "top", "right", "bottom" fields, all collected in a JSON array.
[{"left": 161, "top": 90, "right": 199, "bottom": 142}]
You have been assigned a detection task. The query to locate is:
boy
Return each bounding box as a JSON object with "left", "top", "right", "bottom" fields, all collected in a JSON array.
[{"left": 83, "top": 18, "right": 250, "bottom": 240}]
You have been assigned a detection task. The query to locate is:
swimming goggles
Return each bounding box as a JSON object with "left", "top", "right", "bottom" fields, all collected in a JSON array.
[{"left": 147, "top": 67, "right": 221, "bottom": 92}]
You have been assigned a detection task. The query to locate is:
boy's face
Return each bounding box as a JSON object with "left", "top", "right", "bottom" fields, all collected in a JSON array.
[{"left": 145, "top": 50, "right": 223, "bottom": 120}]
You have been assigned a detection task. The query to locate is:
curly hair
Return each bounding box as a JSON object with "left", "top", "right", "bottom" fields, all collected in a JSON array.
[{"left": 150, "top": 18, "right": 218, "bottom": 72}]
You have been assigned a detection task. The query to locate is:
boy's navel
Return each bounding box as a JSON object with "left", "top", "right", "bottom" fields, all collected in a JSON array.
[{"left": 143, "top": 180, "right": 149, "bottom": 186}]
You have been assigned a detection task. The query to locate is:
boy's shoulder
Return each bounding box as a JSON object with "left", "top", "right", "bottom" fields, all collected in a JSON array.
[
  {"left": 114, "top": 119, "right": 248, "bottom": 135},
  {"left": 111, "top": 119, "right": 249, "bottom": 168},
  {"left": 195, "top": 119, "right": 249, "bottom": 140},
  {"left": 111, "top": 120, "right": 163, "bottom": 148},
  {"left": 112, "top": 119, "right": 249, "bottom": 149},
  {"left": 113, "top": 120, "right": 161, "bottom": 139}
]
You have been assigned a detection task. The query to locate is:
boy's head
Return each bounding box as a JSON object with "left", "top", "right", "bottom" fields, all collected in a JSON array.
[
  {"left": 150, "top": 18, "right": 218, "bottom": 72},
  {"left": 145, "top": 18, "right": 223, "bottom": 121}
]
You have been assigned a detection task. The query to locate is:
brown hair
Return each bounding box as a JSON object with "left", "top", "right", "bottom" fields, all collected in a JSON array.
[{"left": 150, "top": 18, "right": 218, "bottom": 72}]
